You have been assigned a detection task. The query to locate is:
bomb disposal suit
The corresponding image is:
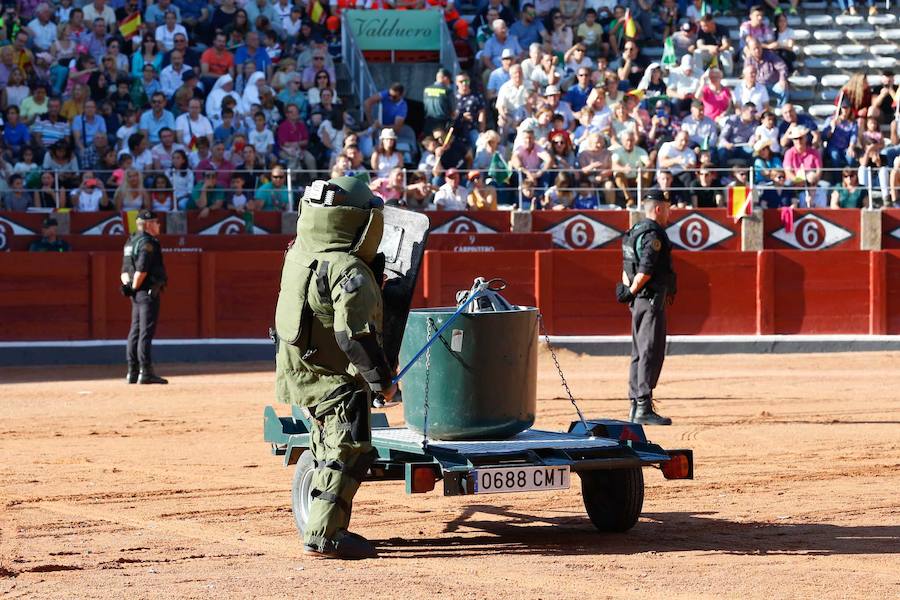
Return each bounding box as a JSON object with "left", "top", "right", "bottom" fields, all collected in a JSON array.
[{"left": 274, "top": 177, "right": 393, "bottom": 558}]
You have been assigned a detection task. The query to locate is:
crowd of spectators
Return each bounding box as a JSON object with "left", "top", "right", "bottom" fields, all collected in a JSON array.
[{"left": 0, "top": 0, "right": 897, "bottom": 215}]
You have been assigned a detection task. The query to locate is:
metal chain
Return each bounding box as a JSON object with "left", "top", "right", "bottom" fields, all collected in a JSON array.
[
  {"left": 537, "top": 313, "right": 592, "bottom": 436},
  {"left": 421, "top": 318, "right": 434, "bottom": 451}
]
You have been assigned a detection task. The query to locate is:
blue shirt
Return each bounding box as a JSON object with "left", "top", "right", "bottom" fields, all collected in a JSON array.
[
  {"left": 379, "top": 90, "right": 408, "bottom": 126},
  {"left": 139, "top": 108, "right": 176, "bottom": 144},
  {"left": 509, "top": 20, "right": 545, "bottom": 49},
  {"left": 3, "top": 122, "right": 30, "bottom": 147},
  {"left": 73, "top": 114, "right": 106, "bottom": 146},
  {"left": 822, "top": 118, "right": 858, "bottom": 152},
  {"left": 564, "top": 84, "right": 591, "bottom": 112},
  {"left": 173, "top": 0, "right": 205, "bottom": 19},
  {"left": 234, "top": 45, "right": 272, "bottom": 74},
  {"left": 487, "top": 68, "right": 510, "bottom": 95},
  {"left": 482, "top": 34, "right": 523, "bottom": 69}
]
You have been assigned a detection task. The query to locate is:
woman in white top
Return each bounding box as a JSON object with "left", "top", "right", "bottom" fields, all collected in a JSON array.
[
  {"left": 166, "top": 149, "right": 195, "bottom": 210},
  {"left": 772, "top": 13, "right": 796, "bottom": 73},
  {"left": 3, "top": 68, "right": 31, "bottom": 110},
  {"left": 114, "top": 169, "right": 150, "bottom": 211},
  {"left": 370, "top": 128, "right": 404, "bottom": 179}
]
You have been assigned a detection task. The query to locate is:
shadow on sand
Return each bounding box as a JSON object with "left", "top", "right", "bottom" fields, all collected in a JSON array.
[{"left": 376, "top": 506, "right": 900, "bottom": 558}]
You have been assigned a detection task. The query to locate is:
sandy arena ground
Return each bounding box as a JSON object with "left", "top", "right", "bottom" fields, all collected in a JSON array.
[{"left": 1, "top": 351, "right": 899, "bottom": 599}]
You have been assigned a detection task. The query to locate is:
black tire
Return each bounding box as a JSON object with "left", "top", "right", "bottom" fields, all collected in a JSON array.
[
  {"left": 291, "top": 450, "right": 317, "bottom": 538},
  {"left": 580, "top": 467, "right": 644, "bottom": 532}
]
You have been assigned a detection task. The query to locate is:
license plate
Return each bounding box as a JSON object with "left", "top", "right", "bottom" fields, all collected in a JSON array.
[{"left": 473, "top": 465, "right": 570, "bottom": 494}]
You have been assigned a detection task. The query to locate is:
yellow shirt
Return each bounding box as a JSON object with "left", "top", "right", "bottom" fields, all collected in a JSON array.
[{"left": 467, "top": 187, "right": 497, "bottom": 211}]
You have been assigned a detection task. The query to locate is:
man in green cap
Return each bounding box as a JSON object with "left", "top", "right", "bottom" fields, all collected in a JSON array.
[{"left": 274, "top": 176, "right": 397, "bottom": 559}]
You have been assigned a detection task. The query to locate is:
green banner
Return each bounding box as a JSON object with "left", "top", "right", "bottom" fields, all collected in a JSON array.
[{"left": 346, "top": 9, "right": 441, "bottom": 51}]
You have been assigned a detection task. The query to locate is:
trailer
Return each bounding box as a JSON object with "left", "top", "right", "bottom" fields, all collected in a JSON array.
[{"left": 264, "top": 406, "right": 693, "bottom": 535}]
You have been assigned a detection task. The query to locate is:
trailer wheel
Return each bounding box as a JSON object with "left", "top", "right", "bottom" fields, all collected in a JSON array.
[
  {"left": 579, "top": 467, "right": 644, "bottom": 532},
  {"left": 291, "top": 450, "right": 317, "bottom": 538}
]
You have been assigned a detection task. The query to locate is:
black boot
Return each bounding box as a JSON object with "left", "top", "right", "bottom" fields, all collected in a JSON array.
[
  {"left": 628, "top": 399, "right": 636, "bottom": 422},
  {"left": 126, "top": 364, "right": 139, "bottom": 384},
  {"left": 138, "top": 367, "right": 168, "bottom": 385},
  {"left": 304, "top": 531, "right": 378, "bottom": 560},
  {"left": 632, "top": 397, "right": 672, "bottom": 425}
]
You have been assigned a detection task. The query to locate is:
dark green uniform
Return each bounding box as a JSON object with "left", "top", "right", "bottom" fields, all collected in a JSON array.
[
  {"left": 622, "top": 218, "right": 676, "bottom": 419},
  {"left": 122, "top": 231, "right": 167, "bottom": 372},
  {"left": 274, "top": 177, "right": 392, "bottom": 556},
  {"left": 422, "top": 81, "right": 454, "bottom": 134},
  {"left": 28, "top": 237, "right": 70, "bottom": 252}
]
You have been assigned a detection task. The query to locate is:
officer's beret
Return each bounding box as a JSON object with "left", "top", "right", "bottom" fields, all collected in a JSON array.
[
  {"left": 643, "top": 190, "right": 670, "bottom": 203},
  {"left": 136, "top": 209, "right": 157, "bottom": 221}
]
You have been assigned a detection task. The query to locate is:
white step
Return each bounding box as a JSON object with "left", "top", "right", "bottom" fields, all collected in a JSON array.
[
  {"left": 834, "top": 58, "right": 867, "bottom": 69},
  {"left": 868, "top": 14, "right": 897, "bottom": 26},
  {"left": 836, "top": 44, "right": 866, "bottom": 55},
  {"left": 870, "top": 43, "right": 900, "bottom": 56},
  {"left": 835, "top": 15, "right": 865, "bottom": 26},
  {"left": 868, "top": 56, "right": 898, "bottom": 68},
  {"left": 803, "top": 44, "right": 834, "bottom": 56},
  {"left": 845, "top": 29, "right": 877, "bottom": 41},
  {"left": 808, "top": 104, "right": 838, "bottom": 118},
  {"left": 813, "top": 30, "right": 844, "bottom": 42},
  {"left": 721, "top": 77, "right": 741, "bottom": 88},
  {"left": 880, "top": 29, "right": 900, "bottom": 41},
  {"left": 714, "top": 16, "right": 739, "bottom": 27},
  {"left": 787, "top": 16, "right": 802, "bottom": 27},
  {"left": 806, "top": 15, "right": 834, "bottom": 27},
  {"left": 820, "top": 74, "right": 850, "bottom": 87},
  {"left": 788, "top": 74, "right": 817, "bottom": 87},
  {"left": 867, "top": 74, "right": 884, "bottom": 87},
  {"left": 793, "top": 29, "right": 811, "bottom": 41}
]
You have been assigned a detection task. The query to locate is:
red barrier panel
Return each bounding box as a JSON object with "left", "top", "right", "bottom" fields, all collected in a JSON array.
[
  {"left": 763, "top": 209, "right": 859, "bottom": 250},
  {"left": 881, "top": 209, "right": 900, "bottom": 249},
  {"left": 0, "top": 253, "right": 92, "bottom": 339},
  {"left": 426, "top": 211, "right": 511, "bottom": 233},
  {"left": 187, "top": 210, "right": 282, "bottom": 234},
  {"left": 535, "top": 250, "right": 626, "bottom": 335},
  {"left": 666, "top": 209, "right": 740, "bottom": 251},
  {"left": 530, "top": 211, "right": 628, "bottom": 249},
  {"left": 668, "top": 251, "right": 757, "bottom": 333},
  {"left": 203, "top": 252, "right": 282, "bottom": 337},
  {"left": 10, "top": 234, "right": 295, "bottom": 252},
  {"left": 423, "top": 250, "right": 536, "bottom": 308},
  {"left": 69, "top": 211, "right": 168, "bottom": 236},
  {"left": 0, "top": 213, "right": 47, "bottom": 250},
  {"left": 426, "top": 233, "right": 553, "bottom": 251},
  {"left": 770, "top": 250, "right": 870, "bottom": 333},
  {"left": 885, "top": 251, "right": 900, "bottom": 334}
]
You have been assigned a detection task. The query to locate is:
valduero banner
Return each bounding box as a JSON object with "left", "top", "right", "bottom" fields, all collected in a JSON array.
[
  {"left": 70, "top": 211, "right": 168, "bottom": 236},
  {"left": 187, "top": 210, "right": 281, "bottom": 235},
  {"left": 427, "top": 211, "right": 511, "bottom": 234},
  {"left": 0, "top": 212, "right": 43, "bottom": 251},
  {"left": 665, "top": 209, "right": 739, "bottom": 251},
  {"left": 531, "top": 211, "right": 629, "bottom": 249},
  {"left": 427, "top": 233, "right": 553, "bottom": 252},
  {"left": 763, "top": 209, "right": 858, "bottom": 250},
  {"left": 345, "top": 9, "right": 441, "bottom": 51}
]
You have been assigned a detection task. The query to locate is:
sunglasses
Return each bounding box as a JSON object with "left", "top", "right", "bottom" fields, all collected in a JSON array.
[{"left": 272, "top": 174, "right": 285, "bottom": 179}]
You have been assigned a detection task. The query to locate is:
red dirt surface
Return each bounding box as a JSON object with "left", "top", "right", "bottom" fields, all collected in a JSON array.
[{"left": 1, "top": 352, "right": 899, "bottom": 599}]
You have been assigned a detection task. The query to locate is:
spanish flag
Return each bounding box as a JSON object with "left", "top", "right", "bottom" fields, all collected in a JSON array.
[
  {"left": 624, "top": 9, "right": 637, "bottom": 38},
  {"left": 727, "top": 186, "right": 752, "bottom": 222},
  {"left": 119, "top": 12, "right": 141, "bottom": 38},
  {"left": 310, "top": 0, "right": 326, "bottom": 24},
  {"left": 125, "top": 209, "right": 140, "bottom": 233}
]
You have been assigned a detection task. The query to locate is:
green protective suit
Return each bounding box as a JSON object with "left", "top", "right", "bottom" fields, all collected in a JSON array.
[{"left": 274, "top": 177, "right": 393, "bottom": 553}]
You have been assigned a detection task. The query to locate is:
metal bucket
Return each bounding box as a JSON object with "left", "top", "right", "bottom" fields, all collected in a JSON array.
[{"left": 400, "top": 306, "right": 538, "bottom": 440}]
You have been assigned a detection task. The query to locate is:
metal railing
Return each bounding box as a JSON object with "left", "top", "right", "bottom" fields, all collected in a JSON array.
[
  {"left": 25, "top": 165, "right": 898, "bottom": 212},
  {"left": 341, "top": 11, "right": 381, "bottom": 125}
]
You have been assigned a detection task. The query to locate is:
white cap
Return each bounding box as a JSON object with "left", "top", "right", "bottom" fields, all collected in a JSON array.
[
  {"left": 544, "top": 84, "right": 561, "bottom": 96},
  {"left": 501, "top": 48, "right": 515, "bottom": 59}
]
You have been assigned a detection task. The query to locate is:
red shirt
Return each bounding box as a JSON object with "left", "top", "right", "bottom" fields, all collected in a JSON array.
[
  {"left": 200, "top": 48, "right": 234, "bottom": 77},
  {"left": 276, "top": 119, "right": 308, "bottom": 147}
]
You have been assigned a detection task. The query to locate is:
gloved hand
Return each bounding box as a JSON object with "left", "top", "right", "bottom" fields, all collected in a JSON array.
[
  {"left": 615, "top": 283, "right": 635, "bottom": 304},
  {"left": 120, "top": 283, "right": 135, "bottom": 297}
]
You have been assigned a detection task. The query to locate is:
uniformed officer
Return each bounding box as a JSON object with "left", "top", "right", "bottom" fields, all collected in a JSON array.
[
  {"left": 28, "top": 217, "right": 70, "bottom": 252},
  {"left": 616, "top": 190, "right": 677, "bottom": 425},
  {"left": 274, "top": 176, "right": 397, "bottom": 560},
  {"left": 121, "top": 209, "right": 168, "bottom": 385},
  {"left": 422, "top": 68, "right": 454, "bottom": 135}
]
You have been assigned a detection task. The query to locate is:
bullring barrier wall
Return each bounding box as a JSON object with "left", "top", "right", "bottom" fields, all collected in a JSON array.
[{"left": 2, "top": 249, "right": 898, "bottom": 340}]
